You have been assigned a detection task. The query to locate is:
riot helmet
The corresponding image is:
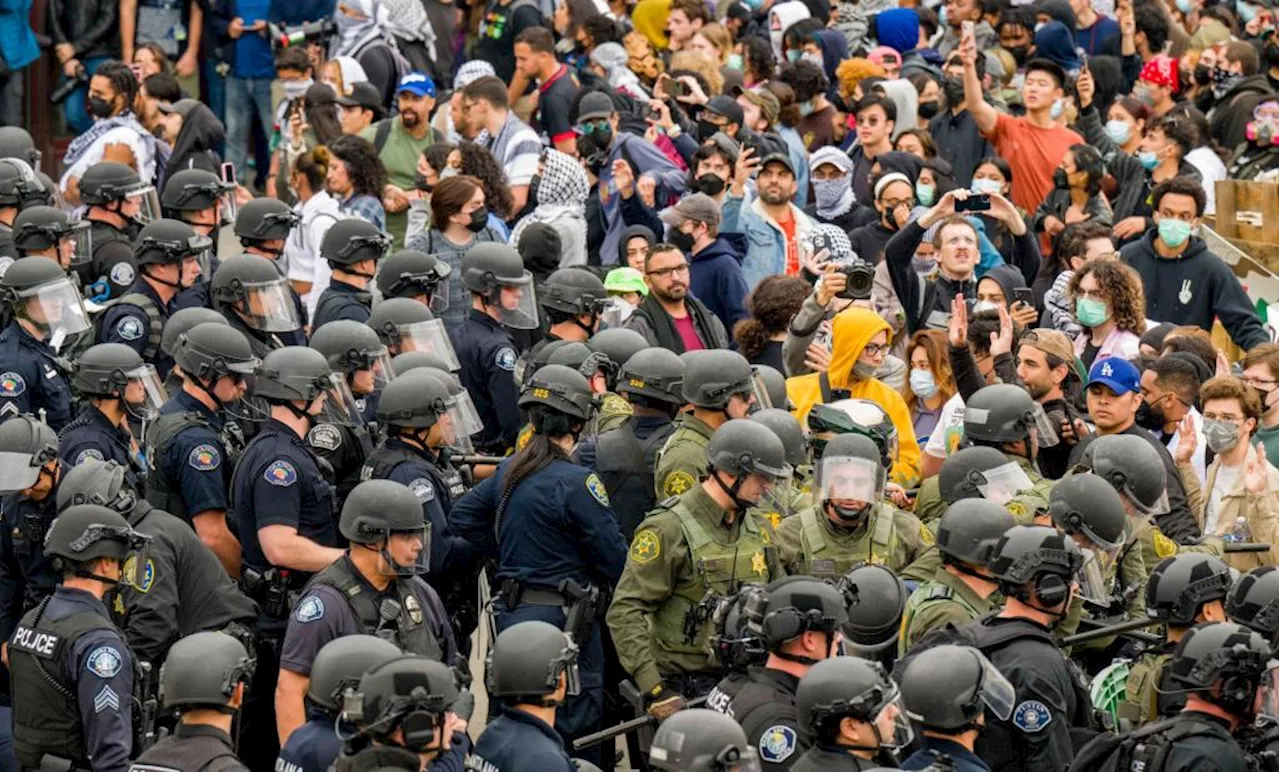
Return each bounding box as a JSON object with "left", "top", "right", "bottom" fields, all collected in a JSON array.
[
  {"left": 539, "top": 267, "right": 607, "bottom": 329},
  {"left": 391, "top": 351, "right": 458, "bottom": 379},
  {"left": 460, "top": 243, "right": 537, "bottom": 329},
  {"left": 756, "top": 365, "right": 794, "bottom": 411},
  {"left": 898, "top": 645, "right": 1015, "bottom": 732},
  {"left": 519, "top": 364, "right": 596, "bottom": 427},
  {"left": 796, "top": 657, "right": 912, "bottom": 757},
  {"left": 0, "top": 414, "right": 58, "bottom": 493},
  {"left": 160, "top": 631, "right": 254, "bottom": 711},
  {"left": 234, "top": 197, "right": 300, "bottom": 247},
  {"left": 309, "top": 320, "right": 393, "bottom": 392},
  {"left": 12, "top": 206, "right": 91, "bottom": 268},
  {"left": 1227, "top": 567, "right": 1278, "bottom": 642},
  {"left": 133, "top": 219, "right": 211, "bottom": 293},
  {"left": 55, "top": 458, "right": 137, "bottom": 516},
  {"left": 252, "top": 346, "right": 361, "bottom": 426},
  {"left": 937, "top": 446, "right": 1030, "bottom": 506},
  {"left": 79, "top": 162, "right": 160, "bottom": 226},
  {"left": 211, "top": 254, "right": 302, "bottom": 332},
  {"left": 649, "top": 709, "right": 762, "bottom": 772},
  {"left": 815, "top": 433, "right": 885, "bottom": 527},
  {"left": 320, "top": 219, "right": 391, "bottom": 272},
  {"left": 71, "top": 343, "right": 167, "bottom": 420},
  {"left": 1084, "top": 434, "right": 1171, "bottom": 516},
  {"left": 962, "top": 384, "right": 1058, "bottom": 449},
  {"left": 43, "top": 503, "right": 150, "bottom": 585},
  {"left": 587, "top": 327, "right": 648, "bottom": 382},
  {"left": 0, "top": 256, "right": 90, "bottom": 344},
  {"left": 342, "top": 656, "right": 461, "bottom": 753},
  {"left": 0, "top": 127, "right": 40, "bottom": 169},
  {"left": 750, "top": 409, "right": 807, "bottom": 467},
  {"left": 936, "top": 499, "right": 1015, "bottom": 571},
  {"left": 365, "top": 298, "right": 456, "bottom": 366},
  {"left": 706, "top": 419, "right": 792, "bottom": 510},
  {"left": 376, "top": 250, "right": 451, "bottom": 310},
  {"left": 0, "top": 158, "right": 46, "bottom": 209},
  {"left": 161, "top": 307, "right": 230, "bottom": 357},
  {"left": 617, "top": 348, "right": 685, "bottom": 407},
  {"left": 1145, "top": 553, "right": 1233, "bottom": 627},
  {"left": 987, "top": 525, "right": 1083, "bottom": 612},
  {"left": 376, "top": 369, "right": 453, "bottom": 431},
  {"left": 807, "top": 399, "right": 896, "bottom": 466},
  {"left": 682, "top": 350, "right": 767, "bottom": 413},
  {"left": 1048, "top": 473, "right": 1127, "bottom": 608},
  {"left": 709, "top": 584, "right": 769, "bottom": 673},
  {"left": 161, "top": 168, "right": 235, "bottom": 227},
  {"left": 836, "top": 564, "right": 907, "bottom": 655},
  {"left": 486, "top": 620, "right": 581, "bottom": 706},
  {"left": 1167, "top": 622, "right": 1272, "bottom": 718},
  {"left": 759, "top": 577, "right": 848, "bottom": 660},
  {"left": 340, "top": 480, "right": 431, "bottom": 576},
  {"left": 308, "top": 635, "right": 402, "bottom": 712}
]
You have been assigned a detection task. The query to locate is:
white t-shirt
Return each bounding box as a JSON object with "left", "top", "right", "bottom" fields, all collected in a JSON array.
[
  {"left": 1162, "top": 406, "right": 1207, "bottom": 487},
  {"left": 925, "top": 392, "right": 968, "bottom": 460},
  {"left": 1206, "top": 462, "right": 1242, "bottom": 535},
  {"left": 60, "top": 126, "right": 157, "bottom": 193},
  {"left": 1186, "top": 147, "right": 1227, "bottom": 215},
  {"left": 284, "top": 191, "right": 342, "bottom": 317}
]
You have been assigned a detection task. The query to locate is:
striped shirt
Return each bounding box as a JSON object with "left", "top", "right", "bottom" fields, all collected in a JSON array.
[{"left": 487, "top": 112, "right": 542, "bottom": 187}]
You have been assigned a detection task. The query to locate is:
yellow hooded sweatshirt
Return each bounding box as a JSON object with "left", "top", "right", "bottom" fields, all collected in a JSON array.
[{"left": 786, "top": 306, "right": 921, "bottom": 485}]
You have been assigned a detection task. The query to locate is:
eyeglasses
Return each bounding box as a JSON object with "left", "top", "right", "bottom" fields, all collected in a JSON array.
[
  {"left": 647, "top": 264, "right": 689, "bottom": 278},
  {"left": 1243, "top": 376, "right": 1279, "bottom": 389},
  {"left": 863, "top": 342, "right": 890, "bottom": 357}
]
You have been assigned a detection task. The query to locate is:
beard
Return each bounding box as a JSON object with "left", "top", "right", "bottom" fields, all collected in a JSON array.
[
  {"left": 759, "top": 186, "right": 792, "bottom": 205},
  {"left": 1021, "top": 379, "right": 1050, "bottom": 400},
  {"left": 653, "top": 282, "right": 688, "bottom": 303},
  {"left": 401, "top": 109, "right": 420, "bottom": 128}
]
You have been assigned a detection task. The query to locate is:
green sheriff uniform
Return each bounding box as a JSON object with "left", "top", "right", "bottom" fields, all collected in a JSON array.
[
  {"left": 606, "top": 485, "right": 779, "bottom": 694},
  {"left": 913, "top": 454, "right": 1052, "bottom": 525},
  {"left": 596, "top": 392, "right": 633, "bottom": 434},
  {"left": 1057, "top": 520, "right": 1151, "bottom": 648},
  {"left": 654, "top": 412, "right": 717, "bottom": 499},
  {"left": 773, "top": 502, "right": 933, "bottom": 579},
  {"left": 749, "top": 476, "right": 814, "bottom": 534},
  {"left": 1132, "top": 516, "right": 1224, "bottom": 572},
  {"left": 1118, "top": 641, "right": 1178, "bottom": 727},
  {"left": 899, "top": 565, "right": 999, "bottom": 655}
]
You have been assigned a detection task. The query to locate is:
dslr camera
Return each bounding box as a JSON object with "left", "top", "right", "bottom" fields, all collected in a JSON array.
[
  {"left": 268, "top": 19, "right": 337, "bottom": 51},
  {"left": 834, "top": 258, "right": 874, "bottom": 301}
]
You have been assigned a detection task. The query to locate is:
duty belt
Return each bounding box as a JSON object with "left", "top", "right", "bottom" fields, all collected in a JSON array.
[{"left": 498, "top": 579, "right": 565, "bottom": 608}]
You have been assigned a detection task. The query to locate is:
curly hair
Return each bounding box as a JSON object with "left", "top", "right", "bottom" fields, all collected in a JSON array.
[
  {"left": 903, "top": 329, "right": 955, "bottom": 414},
  {"left": 1067, "top": 259, "right": 1146, "bottom": 336},
  {"left": 457, "top": 142, "right": 514, "bottom": 221},
  {"left": 93, "top": 60, "right": 141, "bottom": 116},
  {"left": 1201, "top": 375, "right": 1263, "bottom": 426},
  {"left": 836, "top": 58, "right": 887, "bottom": 99},
  {"left": 743, "top": 36, "right": 776, "bottom": 85},
  {"left": 778, "top": 60, "right": 828, "bottom": 104},
  {"left": 670, "top": 51, "right": 724, "bottom": 95},
  {"left": 733, "top": 275, "right": 810, "bottom": 361},
  {"left": 325, "top": 135, "right": 387, "bottom": 199},
  {"left": 424, "top": 142, "right": 457, "bottom": 175}
]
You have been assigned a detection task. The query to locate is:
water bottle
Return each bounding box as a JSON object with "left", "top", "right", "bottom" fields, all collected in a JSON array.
[{"left": 1226, "top": 516, "right": 1251, "bottom": 543}]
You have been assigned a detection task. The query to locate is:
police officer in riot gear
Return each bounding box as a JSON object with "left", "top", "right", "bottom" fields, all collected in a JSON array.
[
  {"left": 12, "top": 205, "right": 90, "bottom": 271},
  {"left": 836, "top": 564, "right": 907, "bottom": 666},
  {"left": 161, "top": 169, "right": 236, "bottom": 313},
  {"left": 706, "top": 584, "right": 770, "bottom": 712},
  {"left": 78, "top": 162, "right": 157, "bottom": 301},
  {"left": 914, "top": 445, "right": 1048, "bottom": 525},
  {"left": 311, "top": 220, "right": 391, "bottom": 329},
  {"left": 655, "top": 349, "right": 761, "bottom": 499},
  {"left": 1071, "top": 622, "right": 1272, "bottom": 772},
  {"left": 375, "top": 250, "right": 451, "bottom": 308},
  {"left": 157, "top": 308, "right": 230, "bottom": 388},
  {"left": 336, "top": 655, "right": 470, "bottom": 771},
  {"left": 0, "top": 158, "right": 46, "bottom": 259},
  {"left": 577, "top": 347, "right": 685, "bottom": 542},
  {"left": 774, "top": 433, "right": 930, "bottom": 578},
  {"left": 950, "top": 526, "right": 1088, "bottom": 772},
  {"left": 450, "top": 243, "right": 538, "bottom": 454},
  {"left": 584, "top": 327, "right": 648, "bottom": 433},
  {"left": 231, "top": 345, "right": 348, "bottom": 771},
  {"left": 1227, "top": 566, "right": 1278, "bottom": 645},
  {"left": 717, "top": 578, "right": 849, "bottom": 769},
  {"left": 277, "top": 635, "right": 401, "bottom": 772},
  {"left": 148, "top": 322, "right": 257, "bottom": 575},
  {"left": 6, "top": 504, "right": 148, "bottom": 772},
  {"left": 748, "top": 409, "right": 811, "bottom": 525},
  {"left": 898, "top": 645, "right": 1015, "bottom": 772},
  {"left": 0, "top": 415, "right": 64, "bottom": 639},
  {"left": 956, "top": 384, "right": 1055, "bottom": 503},
  {"left": 471, "top": 620, "right": 583, "bottom": 771},
  {"left": 757, "top": 365, "right": 793, "bottom": 412},
  {"left": 366, "top": 298, "right": 441, "bottom": 359},
  {"left": 54, "top": 458, "right": 258, "bottom": 667},
  {"left": 60, "top": 343, "right": 163, "bottom": 485},
  {"left": 608, "top": 419, "right": 784, "bottom": 718},
  {"left": 1118, "top": 553, "right": 1234, "bottom": 726},
  {"left": 515, "top": 268, "right": 609, "bottom": 386},
  {"left": 98, "top": 219, "right": 210, "bottom": 377},
  {"left": 792, "top": 656, "right": 912, "bottom": 770},
  {"left": 650, "top": 708, "right": 764, "bottom": 772},
  {"left": 0, "top": 257, "right": 88, "bottom": 429},
  {"left": 451, "top": 364, "right": 627, "bottom": 762},
  {"left": 233, "top": 198, "right": 308, "bottom": 346},
  {"left": 277, "top": 479, "right": 457, "bottom": 745},
  {"left": 306, "top": 320, "right": 391, "bottom": 500},
  {"left": 900, "top": 499, "right": 1013, "bottom": 654},
  {"left": 211, "top": 254, "right": 306, "bottom": 358},
  {"left": 127, "top": 631, "right": 254, "bottom": 772}
]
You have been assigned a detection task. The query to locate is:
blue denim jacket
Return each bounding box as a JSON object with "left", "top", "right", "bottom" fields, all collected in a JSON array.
[{"left": 722, "top": 197, "right": 815, "bottom": 290}]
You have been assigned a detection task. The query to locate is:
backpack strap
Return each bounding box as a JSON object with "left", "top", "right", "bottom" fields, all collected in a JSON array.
[{"left": 373, "top": 119, "right": 393, "bottom": 154}]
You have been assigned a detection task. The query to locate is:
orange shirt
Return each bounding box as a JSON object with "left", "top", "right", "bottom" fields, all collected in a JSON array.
[
  {"left": 985, "top": 112, "right": 1084, "bottom": 214},
  {"left": 778, "top": 211, "right": 798, "bottom": 276}
]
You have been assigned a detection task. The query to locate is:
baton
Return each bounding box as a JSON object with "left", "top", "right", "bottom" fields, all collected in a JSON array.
[
  {"left": 1223, "top": 542, "right": 1272, "bottom": 553},
  {"left": 573, "top": 695, "right": 709, "bottom": 750},
  {"left": 455, "top": 455, "right": 506, "bottom": 466},
  {"left": 1059, "top": 616, "right": 1161, "bottom": 648}
]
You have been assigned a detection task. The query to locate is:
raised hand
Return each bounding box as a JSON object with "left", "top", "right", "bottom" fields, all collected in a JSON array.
[
  {"left": 1244, "top": 442, "right": 1270, "bottom": 494},
  {"left": 1173, "top": 414, "right": 1197, "bottom": 465}
]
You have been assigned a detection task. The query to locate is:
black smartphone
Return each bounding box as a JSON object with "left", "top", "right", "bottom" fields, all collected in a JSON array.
[
  {"left": 1013, "top": 287, "right": 1035, "bottom": 307},
  {"left": 644, "top": 105, "right": 661, "bottom": 121},
  {"left": 667, "top": 79, "right": 688, "bottom": 98},
  {"left": 221, "top": 162, "right": 237, "bottom": 187},
  {"left": 957, "top": 193, "right": 991, "bottom": 212}
]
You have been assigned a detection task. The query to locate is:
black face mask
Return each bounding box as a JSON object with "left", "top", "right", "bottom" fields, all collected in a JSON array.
[
  {"left": 1007, "top": 45, "right": 1030, "bottom": 67},
  {"left": 669, "top": 228, "right": 696, "bottom": 253},
  {"left": 88, "top": 95, "right": 115, "bottom": 119},
  {"left": 1052, "top": 168, "right": 1070, "bottom": 189},
  {"left": 918, "top": 100, "right": 940, "bottom": 120},
  {"left": 466, "top": 207, "right": 489, "bottom": 233},
  {"left": 1193, "top": 64, "right": 1213, "bottom": 87},
  {"left": 697, "top": 118, "right": 723, "bottom": 142},
  {"left": 1134, "top": 397, "right": 1167, "bottom": 431},
  {"left": 943, "top": 77, "right": 966, "bottom": 108},
  {"left": 694, "top": 173, "right": 726, "bottom": 196}
]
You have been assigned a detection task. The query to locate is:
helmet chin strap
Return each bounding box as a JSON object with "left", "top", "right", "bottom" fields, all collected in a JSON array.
[
  {"left": 711, "top": 470, "right": 752, "bottom": 512},
  {"left": 827, "top": 501, "right": 871, "bottom": 529}
]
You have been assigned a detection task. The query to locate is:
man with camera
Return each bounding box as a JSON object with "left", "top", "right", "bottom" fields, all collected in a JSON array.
[
  {"left": 659, "top": 193, "right": 749, "bottom": 333},
  {"left": 884, "top": 188, "right": 1040, "bottom": 335}
]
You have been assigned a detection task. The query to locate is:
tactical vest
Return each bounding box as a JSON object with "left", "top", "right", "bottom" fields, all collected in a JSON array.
[
  {"left": 305, "top": 559, "right": 443, "bottom": 660},
  {"left": 1072, "top": 713, "right": 1228, "bottom": 772},
  {"left": 130, "top": 730, "right": 240, "bottom": 772},
  {"left": 102, "top": 292, "right": 164, "bottom": 361},
  {"left": 651, "top": 499, "right": 775, "bottom": 658},
  {"left": 312, "top": 287, "right": 372, "bottom": 330},
  {"left": 900, "top": 578, "right": 985, "bottom": 647},
  {"left": 58, "top": 410, "right": 142, "bottom": 477},
  {"left": 9, "top": 596, "right": 128, "bottom": 769},
  {"left": 796, "top": 505, "right": 896, "bottom": 578},
  {"left": 595, "top": 420, "right": 674, "bottom": 542},
  {"left": 145, "top": 411, "right": 225, "bottom": 520}
]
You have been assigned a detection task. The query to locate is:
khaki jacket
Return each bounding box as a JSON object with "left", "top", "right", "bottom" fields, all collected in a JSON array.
[{"left": 1178, "top": 455, "right": 1279, "bottom": 571}]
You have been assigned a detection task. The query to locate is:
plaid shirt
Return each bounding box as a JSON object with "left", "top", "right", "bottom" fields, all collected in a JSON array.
[{"left": 340, "top": 193, "right": 386, "bottom": 232}]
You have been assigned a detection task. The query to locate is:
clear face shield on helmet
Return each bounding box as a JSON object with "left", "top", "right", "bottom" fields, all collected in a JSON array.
[
  {"left": 746, "top": 368, "right": 773, "bottom": 412},
  {"left": 18, "top": 277, "right": 91, "bottom": 350},
  {"left": 974, "top": 461, "right": 1034, "bottom": 506},
  {"left": 395, "top": 319, "right": 460, "bottom": 371},
  {"left": 487, "top": 277, "right": 539, "bottom": 330},
  {"left": 72, "top": 525, "right": 151, "bottom": 587},
  {"left": 1121, "top": 485, "right": 1170, "bottom": 517},
  {"left": 871, "top": 688, "right": 915, "bottom": 754},
  {"left": 442, "top": 392, "right": 482, "bottom": 454},
  {"left": 123, "top": 363, "right": 168, "bottom": 421},
  {"left": 236, "top": 278, "right": 302, "bottom": 332},
  {"left": 0, "top": 443, "right": 57, "bottom": 493},
  {"left": 124, "top": 185, "right": 162, "bottom": 225},
  {"left": 313, "top": 371, "right": 365, "bottom": 427},
  {"left": 1026, "top": 403, "right": 1060, "bottom": 447},
  {"left": 376, "top": 524, "right": 432, "bottom": 577},
  {"left": 598, "top": 296, "right": 635, "bottom": 329},
  {"left": 60, "top": 220, "right": 93, "bottom": 271},
  {"left": 817, "top": 455, "right": 886, "bottom": 513},
  {"left": 971, "top": 651, "right": 1017, "bottom": 723}
]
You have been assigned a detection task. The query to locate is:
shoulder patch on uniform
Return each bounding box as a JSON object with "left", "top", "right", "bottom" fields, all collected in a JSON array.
[
  {"left": 307, "top": 424, "right": 343, "bottom": 452},
  {"left": 0, "top": 372, "right": 26, "bottom": 397},
  {"left": 919, "top": 522, "right": 936, "bottom": 546},
  {"left": 664, "top": 470, "right": 696, "bottom": 496},
  {"left": 1153, "top": 531, "right": 1178, "bottom": 559},
  {"left": 1012, "top": 700, "right": 1052, "bottom": 733},
  {"left": 109, "top": 262, "right": 135, "bottom": 287},
  {"left": 115, "top": 316, "right": 144, "bottom": 341},
  {"left": 630, "top": 530, "right": 661, "bottom": 564},
  {"left": 264, "top": 460, "right": 298, "bottom": 487},
  {"left": 585, "top": 473, "right": 610, "bottom": 507},
  {"left": 759, "top": 725, "right": 798, "bottom": 763},
  {"left": 602, "top": 394, "right": 629, "bottom": 415},
  {"left": 409, "top": 477, "right": 435, "bottom": 503},
  {"left": 86, "top": 645, "right": 123, "bottom": 678},
  {"left": 495, "top": 347, "right": 517, "bottom": 371},
  {"left": 123, "top": 555, "right": 155, "bottom": 593},
  {"left": 1006, "top": 500, "right": 1028, "bottom": 518},
  {"left": 75, "top": 448, "right": 105, "bottom": 465},
  {"left": 295, "top": 595, "right": 325, "bottom": 622},
  {"left": 93, "top": 685, "right": 120, "bottom": 713},
  {"left": 188, "top": 444, "right": 221, "bottom": 471}
]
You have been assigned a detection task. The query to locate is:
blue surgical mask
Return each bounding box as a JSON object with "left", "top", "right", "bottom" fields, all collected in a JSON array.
[
  {"left": 916, "top": 182, "right": 936, "bottom": 207},
  {"left": 910, "top": 369, "right": 939, "bottom": 399},
  {"left": 1176, "top": 0, "right": 1193, "bottom": 13},
  {"left": 1158, "top": 217, "right": 1193, "bottom": 248},
  {"left": 727, "top": 53, "right": 745, "bottom": 71},
  {"left": 1237, "top": 0, "right": 1258, "bottom": 22},
  {"left": 1049, "top": 99, "right": 1065, "bottom": 120},
  {"left": 1104, "top": 119, "right": 1132, "bottom": 145},
  {"left": 787, "top": 49, "right": 803, "bottom": 62},
  {"left": 1137, "top": 150, "right": 1160, "bottom": 170},
  {"left": 971, "top": 178, "right": 1003, "bottom": 195}
]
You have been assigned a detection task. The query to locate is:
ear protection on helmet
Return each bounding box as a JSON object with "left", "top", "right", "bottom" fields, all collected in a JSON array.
[
  {"left": 1217, "top": 674, "right": 1257, "bottom": 715},
  {"left": 762, "top": 605, "right": 829, "bottom": 645},
  {"left": 1033, "top": 573, "right": 1069, "bottom": 608},
  {"left": 398, "top": 709, "right": 445, "bottom": 751}
]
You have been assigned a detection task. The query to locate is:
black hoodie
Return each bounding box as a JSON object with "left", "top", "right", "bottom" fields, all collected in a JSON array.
[
  {"left": 1209, "top": 74, "right": 1278, "bottom": 152},
  {"left": 1120, "top": 229, "right": 1270, "bottom": 350},
  {"left": 165, "top": 102, "right": 225, "bottom": 186}
]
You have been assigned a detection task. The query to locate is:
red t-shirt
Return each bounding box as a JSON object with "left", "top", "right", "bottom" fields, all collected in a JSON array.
[
  {"left": 777, "top": 212, "right": 799, "bottom": 276},
  {"left": 673, "top": 313, "right": 704, "bottom": 352},
  {"left": 985, "top": 113, "right": 1084, "bottom": 214}
]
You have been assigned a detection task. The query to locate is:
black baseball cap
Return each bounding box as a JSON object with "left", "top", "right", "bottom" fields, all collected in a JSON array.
[
  {"left": 337, "top": 82, "right": 386, "bottom": 118},
  {"left": 704, "top": 95, "right": 745, "bottom": 127}
]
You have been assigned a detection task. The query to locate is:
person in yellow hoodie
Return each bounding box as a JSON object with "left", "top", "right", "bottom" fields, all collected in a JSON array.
[{"left": 786, "top": 306, "right": 921, "bottom": 485}]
